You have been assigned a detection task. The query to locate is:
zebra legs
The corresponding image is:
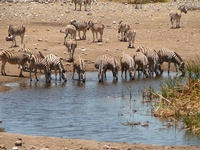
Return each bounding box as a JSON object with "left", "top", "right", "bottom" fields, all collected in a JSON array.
[{"left": 1, "top": 62, "right": 6, "bottom": 75}]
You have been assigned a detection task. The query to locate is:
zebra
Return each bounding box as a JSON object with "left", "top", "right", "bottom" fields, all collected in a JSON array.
[
  {"left": 65, "top": 39, "right": 77, "bottom": 62},
  {"left": 94, "top": 54, "right": 119, "bottom": 82},
  {"left": 70, "top": 20, "right": 88, "bottom": 40},
  {"left": 46, "top": 54, "right": 67, "bottom": 82},
  {"left": 136, "top": 46, "right": 163, "bottom": 76},
  {"left": 72, "top": 0, "right": 83, "bottom": 11},
  {"left": 169, "top": 5, "right": 187, "bottom": 28},
  {"left": 0, "top": 50, "right": 30, "bottom": 77},
  {"left": 135, "top": 0, "right": 143, "bottom": 9},
  {"left": 72, "top": 55, "right": 86, "bottom": 82},
  {"left": 8, "top": 24, "right": 26, "bottom": 48},
  {"left": 87, "top": 20, "right": 105, "bottom": 42},
  {"left": 124, "top": 28, "right": 136, "bottom": 48},
  {"left": 19, "top": 45, "right": 43, "bottom": 72},
  {"left": 61, "top": 24, "right": 77, "bottom": 44},
  {"left": 157, "top": 48, "right": 185, "bottom": 75},
  {"left": 118, "top": 21, "right": 130, "bottom": 42},
  {"left": 120, "top": 53, "right": 136, "bottom": 80},
  {"left": 133, "top": 51, "right": 149, "bottom": 78},
  {"left": 28, "top": 51, "right": 51, "bottom": 83}
]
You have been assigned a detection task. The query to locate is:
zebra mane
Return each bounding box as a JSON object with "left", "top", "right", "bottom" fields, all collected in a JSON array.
[{"left": 174, "top": 51, "right": 183, "bottom": 62}]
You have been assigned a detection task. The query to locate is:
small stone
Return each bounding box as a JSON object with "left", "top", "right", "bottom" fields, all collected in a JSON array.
[
  {"left": 12, "top": 146, "right": 18, "bottom": 150},
  {"left": 15, "top": 140, "right": 22, "bottom": 146},
  {"left": 38, "top": 38, "right": 42, "bottom": 42}
]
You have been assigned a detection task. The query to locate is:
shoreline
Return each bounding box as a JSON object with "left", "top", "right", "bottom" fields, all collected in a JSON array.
[{"left": 1, "top": 132, "right": 200, "bottom": 150}]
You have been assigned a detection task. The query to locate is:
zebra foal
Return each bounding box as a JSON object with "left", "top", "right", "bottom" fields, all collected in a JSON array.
[
  {"left": 120, "top": 53, "right": 136, "bottom": 80},
  {"left": 8, "top": 24, "right": 26, "bottom": 48},
  {"left": 157, "top": 48, "right": 185, "bottom": 75},
  {"left": 169, "top": 5, "right": 187, "bottom": 28},
  {"left": 46, "top": 54, "right": 67, "bottom": 82},
  {"left": 28, "top": 51, "right": 51, "bottom": 83},
  {"left": 72, "top": 55, "right": 86, "bottom": 82},
  {"left": 0, "top": 50, "right": 30, "bottom": 77}
]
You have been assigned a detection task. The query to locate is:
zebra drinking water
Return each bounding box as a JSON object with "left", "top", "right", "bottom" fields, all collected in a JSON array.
[
  {"left": 72, "top": 55, "right": 86, "bottom": 82},
  {"left": 46, "top": 54, "right": 67, "bottom": 82},
  {"left": 120, "top": 53, "right": 136, "bottom": 80},
  {"left": 136, "top": 46, "right": 163, "bottom": 76},
  {"left": 28, "top": 51, "right": 51, "bottom": 83},
  {"left": 157, "top": 48, "right": 185, "bottom": 75},
  {"left": 94, "top": 54, "right": 119, "bottom": 82}
]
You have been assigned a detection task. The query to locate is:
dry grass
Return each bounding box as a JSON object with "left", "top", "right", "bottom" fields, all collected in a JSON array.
[{"left": 146, "top": 57, "right": 200, "bottom": 134}]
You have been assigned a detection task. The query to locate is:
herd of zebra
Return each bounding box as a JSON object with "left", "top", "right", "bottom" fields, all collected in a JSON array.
[
  {"left": 0, "top": 3, "right": 187, "bottom": 83},
  {"left": 94, "top": 46, "right": 185, "bottom": 82}
]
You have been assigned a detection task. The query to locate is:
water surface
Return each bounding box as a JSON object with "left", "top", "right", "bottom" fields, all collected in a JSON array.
[{"left": 0, "top": 72, "right": 200, "bottom": 146}]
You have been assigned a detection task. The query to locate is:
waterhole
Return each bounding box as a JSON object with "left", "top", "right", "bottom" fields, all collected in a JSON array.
[{"left": 0, "top": 72, "right": 200, "bottom": 146}]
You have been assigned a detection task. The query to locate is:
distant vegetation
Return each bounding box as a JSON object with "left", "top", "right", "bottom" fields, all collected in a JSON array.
[{"left": 108, "top": 0, "right": 169, "bottom": 4}]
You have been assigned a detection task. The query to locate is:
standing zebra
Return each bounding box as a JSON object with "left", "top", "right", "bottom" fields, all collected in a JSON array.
[
  {"left": 133, "top": 51, "right": 149, "bottom": 78},
  {"left": 0, "top": 50, "right": 30, "bottom": 77},
  {"left": 28, "top": 51, "right": 51, "bottom": 83},
  {"left": 157, "top": 48, "right": 185, "bottom": 75},
  {"left": 46, "top": 54, "right": 67, "bottom": 82},
  {"left": 120, "top": 53, "right": 136, "bottom": 80},
  {"left": 136, "top": 46, "right": 163, "bottom": 76},
  {"left": 94, "top": 54, "right": 119, "bottom": 82},
  {"left": 169, "top": 5, "right": 187, "bottom": 28},
  {"left": 124, "top": 28, "right": 136, "bottom": 48},
  {"left": 8, "top": 24, "right": 26, "bottom": 48},
  {"left": 65, "top": 39, "right": 77, "bottom": 62},
  {"left": 118, "top": 21, "right": 130, "bottom": 42}
]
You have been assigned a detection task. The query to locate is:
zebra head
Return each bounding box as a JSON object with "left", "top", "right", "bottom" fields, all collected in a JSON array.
[
  {"left": 179, "top": 62, "right": 185, "bottom": 75},
  {"left": 87, "top": 20, "right": 93, "bottom": 30},
  {"left": 178, "top": 5, "right": 187, "bottom": 14}
]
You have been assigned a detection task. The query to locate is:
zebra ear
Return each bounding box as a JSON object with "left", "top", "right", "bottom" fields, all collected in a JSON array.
[{"left": 38, "top": 50, "right": 45, "bottom": 59}]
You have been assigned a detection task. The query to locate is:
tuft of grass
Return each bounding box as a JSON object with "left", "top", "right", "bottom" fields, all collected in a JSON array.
[{"left": 147, "top": 56, "right": 200, "bottom": 134}]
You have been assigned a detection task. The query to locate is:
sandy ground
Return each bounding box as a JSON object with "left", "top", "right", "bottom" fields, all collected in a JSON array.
[{"left": 0, "top": 0, "right": 200, "bottom": 149}]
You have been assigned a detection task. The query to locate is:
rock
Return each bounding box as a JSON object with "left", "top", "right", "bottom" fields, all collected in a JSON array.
[
  {"left": 5, "top": 36, "right": 13, "bottom": 41},
  {"left": 12, "top": 147, "right": 18, "bottom": 150},
  {"left": 15, "top": 140, "right": 22, "bottom": 146}
]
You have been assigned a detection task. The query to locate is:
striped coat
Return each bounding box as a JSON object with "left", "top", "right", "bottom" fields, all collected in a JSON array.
[
  {"left": 8, "top": 24, "right": 26, "bottom": 48},
  {"left": 28, "top": 51, "right": 51, "bottom": 83},
  {"left": 0, "top": 50, "right": 29, "bottom": 77},
  {"left": 136, "top": 46, "right": 163, "bottom": 76},
  {"left": 94, "top": 54, "right": 119, "bottom": 82},
  {"left": 120, "top": 53, "right": 135, "bottom": 80},
  {"left": 46, "top": 54, "right": 67, "bottom": 82},
  {"left": 124, "top": 28, "right": 136, "bottom": 48},
  {"left": 72, "top": 55, "right": 86, "bottom": 82},
  {"left": 157, "top": 48, "right": 185, "bottom": 75},
  {"left": 65, "top": 39, "right": 77, "bottom": 62},
  {"left": 133, "top": 51, "right": 149, "bottom": 78},
  {"left": 118, "top": 21, "right": 130, "bottom": 42},
  {"left": 169, "top": 5, "right": 187, "bottom": 28}
]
